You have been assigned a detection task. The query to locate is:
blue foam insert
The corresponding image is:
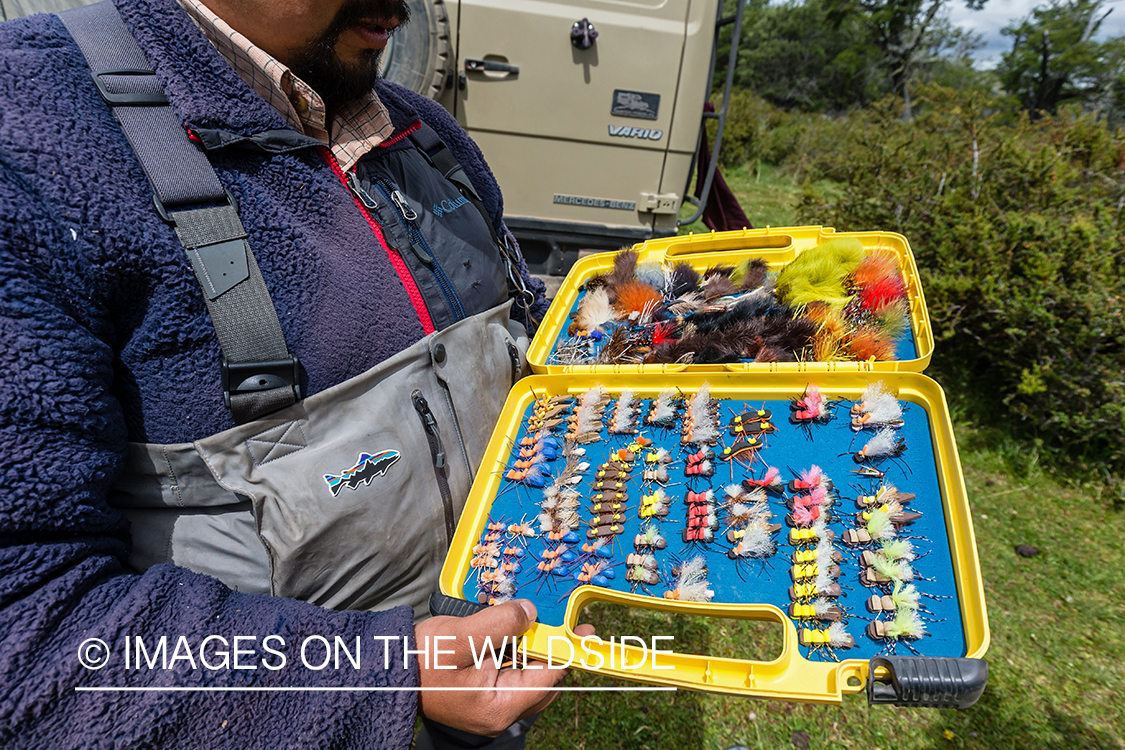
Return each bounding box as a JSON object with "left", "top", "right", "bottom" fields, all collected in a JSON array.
[{"left": 463, "top": 393, "right": 966, "bottom": 662}]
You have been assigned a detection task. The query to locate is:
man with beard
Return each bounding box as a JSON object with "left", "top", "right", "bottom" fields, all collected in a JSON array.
[{"left": 0, "top": 0, "right": 584, "bottom": 747}]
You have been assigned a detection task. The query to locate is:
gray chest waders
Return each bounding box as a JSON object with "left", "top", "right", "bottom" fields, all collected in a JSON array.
[
  {"left": 111, "top": 305, "right": 526, "bottom": 619},
  {"left": 61, "top": 1, "right": 528, "bottom": 619}
]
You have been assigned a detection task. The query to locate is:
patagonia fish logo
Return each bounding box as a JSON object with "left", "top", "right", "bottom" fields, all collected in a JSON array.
[{"left": 324, "top": 450, "right": 401, "bottom": 496}]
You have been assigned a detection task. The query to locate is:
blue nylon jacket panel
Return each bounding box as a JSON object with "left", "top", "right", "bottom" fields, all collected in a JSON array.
[{"left": 353, "top": 142, "right": 510, "bottom": 331}]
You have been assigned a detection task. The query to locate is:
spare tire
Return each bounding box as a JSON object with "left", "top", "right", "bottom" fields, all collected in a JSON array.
[{"left": 380, "top": 0, "right": 451, "bottom": 100}]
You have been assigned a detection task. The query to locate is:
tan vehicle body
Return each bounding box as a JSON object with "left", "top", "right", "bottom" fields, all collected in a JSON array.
[
  {"left": 5, "top": 0, "right": 721, "bottom": 271},
  {"left": 426, "top": 0, "right": 719, "bottom": 271}
]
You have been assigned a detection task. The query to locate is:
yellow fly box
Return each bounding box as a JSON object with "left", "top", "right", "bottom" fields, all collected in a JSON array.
[
  {"left": 439, "top": 372, "right": 988, "bottom": 704},
  {"left": 526, "top": 226, "right": 935, "bottom": 376}
]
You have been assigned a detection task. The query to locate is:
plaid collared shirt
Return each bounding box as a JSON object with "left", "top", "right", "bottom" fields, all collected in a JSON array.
[{"left": 176, "top": 0, "right": 395, "bottom": 172}]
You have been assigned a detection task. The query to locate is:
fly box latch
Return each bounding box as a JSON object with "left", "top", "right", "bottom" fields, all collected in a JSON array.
[{"left": 867, "top": 655, "right": 989, "bottom": 709}]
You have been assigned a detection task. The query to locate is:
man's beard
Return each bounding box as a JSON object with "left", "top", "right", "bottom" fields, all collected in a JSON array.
[{"left": 288, "top": 0, "right": 411, "bottom": 111}]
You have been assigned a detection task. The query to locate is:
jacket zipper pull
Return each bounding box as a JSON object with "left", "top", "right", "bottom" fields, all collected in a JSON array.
[
  {"left": 409, "top": 239, "right": 433, "bottom": 265},
  {"left": 391, "top": 189, "right": 419, "bottom": 221},
  {"left": 372, "top": 177, "right": 430, "bottom": 263},
  {"left": 345, "top": 171, "right": 380, "bottom": 210},
  {"left": 397, "top": 192, "right": 433, "bottom": 263}
]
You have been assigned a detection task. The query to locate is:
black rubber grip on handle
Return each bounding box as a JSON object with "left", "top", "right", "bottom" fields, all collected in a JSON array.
[
  {"left": 868, "top": 656, "right": 988, "bottom": 709},
  {"left": 429, "top": 592, "right": 489, "bottom": 618}
]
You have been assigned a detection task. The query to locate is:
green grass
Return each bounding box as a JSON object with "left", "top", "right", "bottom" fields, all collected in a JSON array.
[
  {"left": 678, "top": 162, "right": 841, "bottom": 234},
  {"left": 535, "top": 425, "right": 1125, "bottom": 749},
  {"left": 529, "top": 164, "right": 1125, "bottom": 750}
]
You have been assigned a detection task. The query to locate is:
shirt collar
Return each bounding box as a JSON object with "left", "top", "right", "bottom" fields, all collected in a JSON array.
[{"left": 174, "top": 0, "right": 394, "bottom": 171}]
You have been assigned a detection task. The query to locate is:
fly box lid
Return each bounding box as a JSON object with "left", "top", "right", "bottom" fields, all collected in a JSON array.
[{"left": 527, "top": 226, "right": 934, "bottom": 376}]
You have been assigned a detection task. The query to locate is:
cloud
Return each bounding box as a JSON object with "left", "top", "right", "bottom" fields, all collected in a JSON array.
[{"left": 948, "top": 0, "right": 1125, "bottom": 66}]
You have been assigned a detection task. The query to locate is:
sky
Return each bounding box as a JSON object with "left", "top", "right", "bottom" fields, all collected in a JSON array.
[{"left": 949, "top": 0, "right": 1125, "bottom": 66}]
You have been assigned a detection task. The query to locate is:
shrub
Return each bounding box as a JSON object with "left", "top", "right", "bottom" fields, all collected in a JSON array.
[
  {"left": 708, "top": 90, "right": 784, "bottom": 168},
  {"left": 710, "top": 90, "right": 854, "bottom": 178},
  {"left": 795, "top": 85, "right": 1125, "bottom": 481}
]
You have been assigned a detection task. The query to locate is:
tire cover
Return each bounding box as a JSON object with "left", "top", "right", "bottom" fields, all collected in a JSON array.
[{"left": 381, "top": 0, "right": 451, "bottom": 100}]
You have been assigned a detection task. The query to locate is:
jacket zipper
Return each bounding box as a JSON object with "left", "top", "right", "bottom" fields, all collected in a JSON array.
[
  {"left": 412, "top": 390, "right": 456, "bottom": 547},
  {"left": 345, "top": 171, "right": 380, "bottom": 211},
  {"left": 319, "top": 148, "right": 435, "bottom": 335},
  {"left": 369, "top": 174, "right": 467, "bottom": 322}
]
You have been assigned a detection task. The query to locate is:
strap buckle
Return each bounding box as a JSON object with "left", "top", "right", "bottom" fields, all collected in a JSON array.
[
  {"left": 90, "top": 68, "right": 169, "bottom": 106},
  {"left": 153, "top": 187, "right": 239, "bottom": 225},
  {"left": 221, "top": 356, "right": 302, "bottom": 410}
]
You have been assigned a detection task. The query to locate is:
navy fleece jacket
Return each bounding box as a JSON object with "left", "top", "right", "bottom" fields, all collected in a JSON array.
[{"left": 0, "top": 0, "right": 548, "bottom": 747}]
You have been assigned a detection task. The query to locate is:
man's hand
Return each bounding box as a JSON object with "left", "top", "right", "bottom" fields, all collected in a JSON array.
[{"left": 415, "top": 600, "right": 595, "bottom": 736}]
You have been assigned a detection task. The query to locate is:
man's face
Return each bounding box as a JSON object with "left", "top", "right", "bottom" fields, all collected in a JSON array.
[
  {"left": 287, "top": 0, "right": 411, "bottom": 109},
  {"left": 209, "top": 0, "right": 410, "bottom": 108}
]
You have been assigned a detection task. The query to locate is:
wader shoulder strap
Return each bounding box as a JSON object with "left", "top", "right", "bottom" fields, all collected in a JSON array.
[
  {"left": 408, "top": 121, "right": 536, "bottom": 323},
  {"left": 408, "top": 122, "right": 484, "bottom": 209},
  {"left": 58, "top": 0, "right": 300, "bottom": 424}
]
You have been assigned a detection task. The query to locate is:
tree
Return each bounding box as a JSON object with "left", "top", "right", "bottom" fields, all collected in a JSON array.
[
  {"left": 715, "top": 0, "right": 884, "bottom": 111},
  {"left": 716, "top": 0, "right": 987, "bottom": 114},
  {"left": 997, "top": 0, "right": 1125, "bottom": 116},
  {"left": 836, "top": 0, "right": 988, "bottom": 117}
]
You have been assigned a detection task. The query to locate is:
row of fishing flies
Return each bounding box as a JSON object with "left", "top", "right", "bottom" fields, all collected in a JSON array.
[
  {"left": 789, "top": 382, "right": 944, "bottom": 658},
  {"left": 471, "top": 380, "right": 927, "bottom": 634},
  {"left": 472, "top": 384, "right": 736, "bottom": 608},
  {"left": 785, "top": 466, "right": 941, "bottom": 660}
]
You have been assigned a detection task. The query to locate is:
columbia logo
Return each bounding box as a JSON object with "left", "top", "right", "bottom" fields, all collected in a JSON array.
[{"left": 433, "top": 196, "right": 471, "bottom": 217}]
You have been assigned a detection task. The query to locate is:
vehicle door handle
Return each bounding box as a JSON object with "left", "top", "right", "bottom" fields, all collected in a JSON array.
[{"left": 464, "top": 58, "right": 519, "bottom": 75}]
